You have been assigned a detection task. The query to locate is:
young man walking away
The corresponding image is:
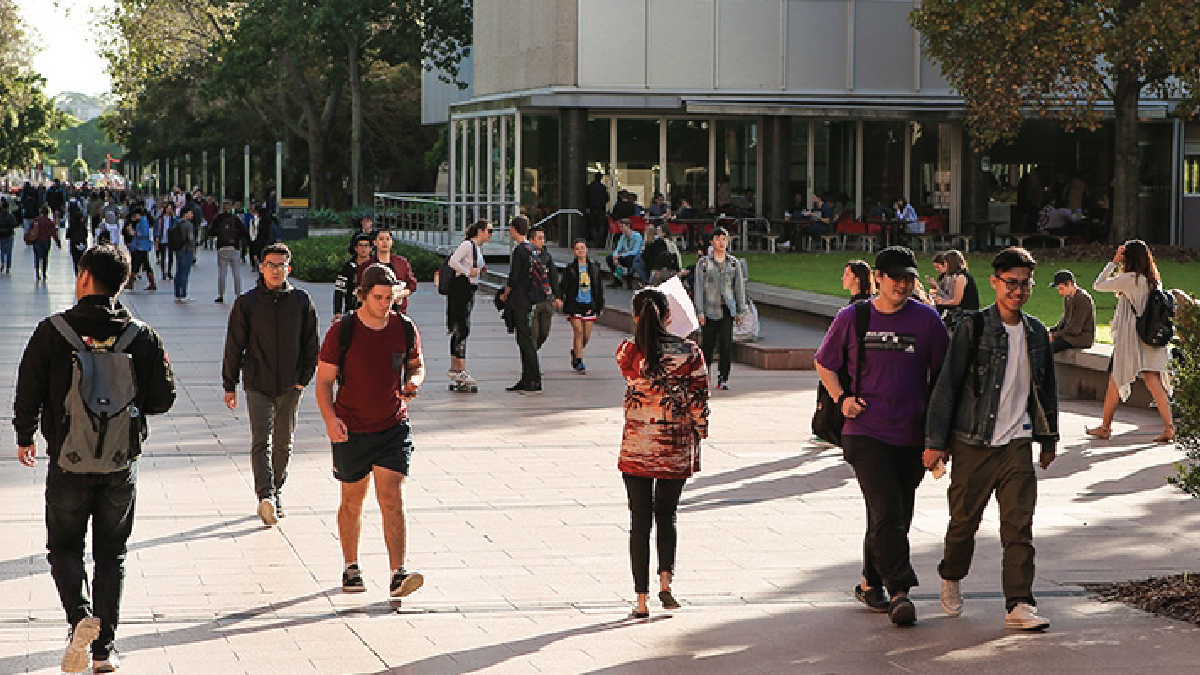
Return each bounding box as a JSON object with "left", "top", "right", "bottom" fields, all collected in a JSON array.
[
  {"left": 14, "top": 244, "right": 176, "bottom": 673},
  {"left": 924, "top": 247, "right": 1058, "bottom": 632},
  {"left": 210, "top": 206, "right": 250, "bottom": 303},
  {"left": 222, "top": 242, "right": 320, "bottom": 525},
  {"left": 315, "top": 264, "right": 425, "bottom": 603},
  {"left": 814, "top": 246, "right": 949, "bottom": 626},
  {"left": 1047, "top": 269, "right": 1096, "bottom": 354},
  {"left": 499, "top": 216, "right": 550, "bottom": 393},
  {"left": 693, "top": 227, "right": 747, "bottom": 390}
]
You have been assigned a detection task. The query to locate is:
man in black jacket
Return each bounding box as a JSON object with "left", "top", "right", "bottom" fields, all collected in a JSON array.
[
  {"left": 499, "top": 216, "right": 546, "bottom": 393},
  {"left": 47, "top": 179, "right": 67, "bottom": 225},
  {"left": 14, "top": 244, "right": 176, "bottom": 673},
  {"left": 222, "top": 242, "right": 320, "bottom": 525},
  {"left": 209, "top": 207, "right": 250, "bottom": 303}
]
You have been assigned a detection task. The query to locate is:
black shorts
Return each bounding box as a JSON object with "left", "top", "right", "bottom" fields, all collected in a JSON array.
[{"left": 332, "top": 421, "right": 413, "bottom": 483}]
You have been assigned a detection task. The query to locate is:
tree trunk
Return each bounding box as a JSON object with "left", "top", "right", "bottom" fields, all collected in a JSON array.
[
  {"left": 348, "top": 37, "right": 362, "bottom": 209},
  {"left": 1111, "top": 70, "right": 1141, "bottom": 243}
]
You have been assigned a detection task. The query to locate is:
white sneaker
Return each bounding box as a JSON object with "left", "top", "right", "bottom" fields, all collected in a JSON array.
[
  {"left": 1005, "top": 602, "right": 1050, "bottom": 631},
  {"left": 61, "top": 617, "right": 101, "bottom": 673},
  {"left": 457, "top": 371, "right": 476, "bottom": 386},
  {"left": 257, "top": 498, "right": 278, "bottom": 526},
  {"left": 940, "top": 579, "right": 963, "bottom": 617}
]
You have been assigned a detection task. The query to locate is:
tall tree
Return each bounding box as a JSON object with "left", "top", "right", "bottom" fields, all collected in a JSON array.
[
  {"left": 912, "top": 0, "right": 1200, "bottom": 242},
  {"left": 0, "top": 73, "right": 73, "bottom": 171}
]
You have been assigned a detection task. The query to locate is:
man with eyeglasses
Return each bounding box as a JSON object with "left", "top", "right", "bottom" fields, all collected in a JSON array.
[
  {"left": 924, "top": 246, "right": 1058, "bottom": 632},
  {"left": 333, "top": 233, "right": 375, "bottom": 323},
  {"left": 814, "top": 246, "right": 949, "bottom": 626},
  {"left": 221, "top": 242, "right": 320, "bottom": 525}
]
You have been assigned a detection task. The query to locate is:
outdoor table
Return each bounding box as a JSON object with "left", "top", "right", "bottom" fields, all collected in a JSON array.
[
  {"left": 878, "top": 219, "right": 908, "bottom": 248},
  {"left": 963, "top": 220, "right": 1007, "bottom": 251},
  {"left": 672, "top": 219, "right": 712, "bottom": 250}
]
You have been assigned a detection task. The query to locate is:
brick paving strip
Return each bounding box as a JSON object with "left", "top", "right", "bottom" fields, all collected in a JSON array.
[{"left": 1, "top": 244, "right": 1197, "bottom": 673}]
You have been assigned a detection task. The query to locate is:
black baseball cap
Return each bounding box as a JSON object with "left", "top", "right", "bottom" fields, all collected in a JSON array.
[
  {"left": 360, "top": 263, "right": 399, "bottom": 291},
  {"left": 1049, "top": 270, "right": 1075, "bottom": 287},
  {"left": 874, "top": 246, "right": 919, "bottom": 278}
]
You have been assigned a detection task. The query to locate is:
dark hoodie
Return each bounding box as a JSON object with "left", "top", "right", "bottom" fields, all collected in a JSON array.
[
  {"left": 222, "top": 275, "right": 320, "bottom": 397},
  {"left": 13, "top": 295, "right": 176, "bottom": 462}
]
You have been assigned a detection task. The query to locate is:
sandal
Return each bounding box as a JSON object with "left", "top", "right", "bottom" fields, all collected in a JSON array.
[
  {"left": 1085, "top": 426, "right": 1111, "bottom": 440},
  {"left": 659, "top": 590, "right": 681, "bottom": 610},
  {"left": 1154, "top": 429, "right": 1175, "bottom": 443}
]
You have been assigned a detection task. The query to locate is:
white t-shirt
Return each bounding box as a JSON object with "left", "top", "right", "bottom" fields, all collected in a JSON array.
[{"left": 991, "top": 321, "right": 1033, "bottom": 446}]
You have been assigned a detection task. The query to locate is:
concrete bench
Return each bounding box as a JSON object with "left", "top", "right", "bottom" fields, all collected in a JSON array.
[{"left": 1054, "top": 344, "right": 1153, "bottom": 407}]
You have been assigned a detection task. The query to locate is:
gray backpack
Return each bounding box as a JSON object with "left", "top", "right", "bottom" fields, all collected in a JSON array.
[{"left": 50, "top": 315, "right": 146, "bottom": 474}]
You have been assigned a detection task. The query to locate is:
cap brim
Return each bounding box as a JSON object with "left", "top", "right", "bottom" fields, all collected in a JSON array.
[{"left": 882, "top": 266, "right": 919, "bottom": 278}]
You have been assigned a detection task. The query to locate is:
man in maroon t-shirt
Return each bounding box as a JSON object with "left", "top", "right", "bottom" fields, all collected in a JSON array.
[{"left": 315, "top": 263, "right": 426, "bottom": 603}]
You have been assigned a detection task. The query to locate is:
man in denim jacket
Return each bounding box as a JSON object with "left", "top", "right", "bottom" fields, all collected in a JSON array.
[{"left": 923, "top": 246, "right": 1058, "bottom": 632}]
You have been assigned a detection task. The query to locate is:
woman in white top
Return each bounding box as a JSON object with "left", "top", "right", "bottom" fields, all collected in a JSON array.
[
  {"left": 1087, "top": 240, "right": 1173, "bottom": 442},
  {"left": 445, "top": 219, "right": 493, "bottom": 387}
]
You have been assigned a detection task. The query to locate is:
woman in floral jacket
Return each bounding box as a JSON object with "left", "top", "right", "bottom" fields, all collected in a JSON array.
[{"left": 616, "top": 288, "right": 709, "bottom": 618}]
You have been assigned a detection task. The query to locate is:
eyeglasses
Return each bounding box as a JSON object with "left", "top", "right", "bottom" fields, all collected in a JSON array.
[
  {"left": 996, "top": 276, "right": 1034, "bottom": 292},
  {"left": 262, "top": 261, "right": 289, "bottom": 271}
]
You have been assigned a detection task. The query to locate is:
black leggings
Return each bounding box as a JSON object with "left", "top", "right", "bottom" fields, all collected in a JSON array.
[
  {"left": 622, "top": 474, "right": 686, "bottom": 594},
  {"left": 700, "top": 307, "right": 734, "bottom": 383},
  {"left": 446, "top": 277, "right": 475, "bottom": 359}
]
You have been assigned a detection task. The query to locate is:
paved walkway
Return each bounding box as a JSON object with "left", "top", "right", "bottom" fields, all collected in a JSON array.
[{"left": 1, "top": 243, "right": 1198, "bottom": 674}]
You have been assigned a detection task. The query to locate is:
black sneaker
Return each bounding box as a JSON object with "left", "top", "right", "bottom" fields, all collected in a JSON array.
[
  {"left": 214, "top": 297, "right": 224, "bottom": 303},
  {"left": 854, "top": 584, "right": 890, "bottom": 612},
  {"left": 389, "top": 570, "right": 424, "bottom": 599},
  {"left": 342, "top": 564, "right": 366, "bottom": 593},
  {"left": 505, "top": 381, "right": 527, "bottom": 392},
  {"left": 520, "top": 382, "right": 543, "bottom": 395},
  {"left": 274, "top": 493, "right": 286, "bottom": 519},
  {"left": 889, "top": 596, "right": 916, "bottom": 626}
]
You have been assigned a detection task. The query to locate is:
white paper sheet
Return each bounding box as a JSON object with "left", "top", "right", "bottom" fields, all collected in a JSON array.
[{"left": 654, "top": 275, "right": 700, "bottom": 338}]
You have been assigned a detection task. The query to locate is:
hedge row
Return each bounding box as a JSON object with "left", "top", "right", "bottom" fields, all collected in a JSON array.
[{"left": 287, "top": 235, "right": 442, "bottom": 284}]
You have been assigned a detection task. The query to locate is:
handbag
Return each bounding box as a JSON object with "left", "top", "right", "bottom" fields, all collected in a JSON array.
[
  {"left": 811, "top": 300, "right": 870, "bottom": 447},
  {"left": 24, "top": 227, "right": 38, "bottom": 245}
]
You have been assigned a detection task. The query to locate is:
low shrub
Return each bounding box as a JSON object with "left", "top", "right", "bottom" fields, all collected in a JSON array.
[
  {"left": 288, "top": 235, "right": 441, "bottom": 284},
  {"left": 1168, "top": 291, "right": 1200, "bottom": 498}
]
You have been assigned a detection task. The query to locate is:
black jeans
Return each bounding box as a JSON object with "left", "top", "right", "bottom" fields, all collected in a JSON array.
[
  {"left": 513, "top": 305, "right": 540, "bottom": 385},
  {"left": 622, "top": 474, "right": 686, "bottom": 594},
  {"left": 842, "top": 435, "right": 925, "bottom": 596},
  {"left": 700, "top": 307, "right": 734, "bottom": 383},
  {"left": 607, "top": 254, "right": 637, "bottom": 285},
  {"left": 46, "top": 463, "right": 138, "bottom": 660}
]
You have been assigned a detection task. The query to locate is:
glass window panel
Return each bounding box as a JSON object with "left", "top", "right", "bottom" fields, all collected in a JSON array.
[
  {"left": 521, "top": 114, "right": 559, "bottom": 223},
  {"left": 666, "top": 119, "right": 709, "bottom": 212},
  {"left": 787, "top": 118, "right": 809, "bottom": 214},
  {"left": 861, "top": 121, "right": 906, "bottom": 219},
  {"left": 813, "top": 121, "right": 855, "bottom": 209},
  {"left": 715, "top": 119, "right": 758, "bottom": 215},
  {"left": 587, "top": 117, "right": 612, "bottom": 207},
  {"left": 616, "top": 118, "right": 661, "bottom": 207},
  {"left": 910, "top": 121, "right": 946, "bottom": 218}
]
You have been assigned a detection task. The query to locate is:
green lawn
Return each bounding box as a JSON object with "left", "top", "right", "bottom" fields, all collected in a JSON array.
[{"left": 701, "top": 250, "right": 1200, "bottom": 344}]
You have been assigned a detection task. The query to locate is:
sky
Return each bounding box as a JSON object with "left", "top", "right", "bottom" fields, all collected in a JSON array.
[{"left": 19, "top": 0, "right": 113, "bottom": 97}]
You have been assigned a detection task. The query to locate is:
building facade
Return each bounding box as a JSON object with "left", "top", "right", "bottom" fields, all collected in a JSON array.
[{"left": 426, "top": 0, "right": 1198, "bottom": 246}]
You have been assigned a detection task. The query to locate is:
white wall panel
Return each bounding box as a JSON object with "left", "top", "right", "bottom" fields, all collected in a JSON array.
[
  {"left": 786, "top": 0, "right": 847, "bottom": 91},
  {"left": 920, "top": 48, "right": 953, "bottom": 93},
  {"left": 717, "top": 0, "right": 781, "bottom": 89},
  {"left": 578, "top": 0, "right": 647, "bottom": 87},
  {"left": 648, "top": 0, "right": 715, "bottom": 89},
  {"left": 853, "top": 2, "right": 914, "bottom": 91}
]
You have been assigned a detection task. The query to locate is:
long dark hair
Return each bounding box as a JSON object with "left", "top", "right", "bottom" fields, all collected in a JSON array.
[
  {"left": 632, "top": 288, "right": 671, "bottom": 376},
  {"left": 1121, "top": 239, "right": 1160, "bottom": 288},
  {"left": 845, "top": 259, "right": 874, "bottom": 296}
]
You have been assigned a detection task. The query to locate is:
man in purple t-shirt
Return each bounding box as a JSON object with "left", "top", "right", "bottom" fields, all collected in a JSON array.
[{"left": 814, "top": 246, "right": 949, "bottom": 626}]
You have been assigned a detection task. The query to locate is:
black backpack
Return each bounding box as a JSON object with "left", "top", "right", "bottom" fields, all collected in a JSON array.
[
  {"left": 438, "top": 242, "right": 478, "bottom": 296},
  {"left": 1135, "top": 287, "right": 1175, "bottom": 347},
  {"left": 167, "top": 221, "right": 185, "bottom": 251},
  {"left": 811, "top": 301, "right": 870, "bottom": 447}
]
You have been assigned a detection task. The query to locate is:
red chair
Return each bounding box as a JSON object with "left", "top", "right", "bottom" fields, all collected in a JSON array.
[
  {"left": 606, "top": 217, "right": 623, "bottom": 250},
  {"left": 630, "top": 215, "right": 648, "bottom": 233}
]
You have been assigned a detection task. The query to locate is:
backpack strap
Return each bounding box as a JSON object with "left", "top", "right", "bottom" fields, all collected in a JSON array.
[
  {"left": 113, "top": 320, "right": 144, "bottom": 353},
  {"left": 851, "top": 300, "right": 870, "bottom": 401},
  {"left": 49, "top": 315, "right": 88, "bottom": 352},
  {"left": 336, "top": 314, "right": 355, "bottom": 385}
]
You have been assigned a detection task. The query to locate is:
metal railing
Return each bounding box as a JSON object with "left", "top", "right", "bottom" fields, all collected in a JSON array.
[{"left": 373, "top": 192, "right": 520, "bottom": 247}]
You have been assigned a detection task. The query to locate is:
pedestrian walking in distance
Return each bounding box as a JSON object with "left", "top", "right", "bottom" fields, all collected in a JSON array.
[
  {"left": 925, "top": 247, "right": 1058, "bottom": 632},
  {"left": 693, "top": 227, "right": 747, "bottom": 390},
  {"left": 445, "top": 219, "right": 492, "bottom": 392},
  {"left": 14, "top": 244, "right": 176, "bottom": 673},
  {"left": 561, "top": 239, "right": 606, "bottom": 373},
  {"left": 618, "top": 288, "right": 709, "bottom": 619},
  {"left": 221, "top": 242, "right": 320, "bottom": 526},
  {"left": 813, "top": 246, "right": 949, "bottom": 626},
  {"left": 315, "top": 264, "right": 425, "bottom": 603}
]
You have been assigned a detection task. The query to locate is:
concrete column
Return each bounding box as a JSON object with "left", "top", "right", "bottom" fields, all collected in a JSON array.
[
  {"left": 961, "top": 127, "right": 991, "bottom": 237},
  {"left": 558, "top": 107, "right": 588, "bottom": 246},
  {"left": 760, "top": 116, "right": 790, "bottom": 221}
]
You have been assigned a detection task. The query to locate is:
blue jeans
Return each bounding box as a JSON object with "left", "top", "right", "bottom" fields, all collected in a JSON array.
[
  {"left": 32, "top": 239, "right": 50, "bottom": 276},
  {"left": 174, "top": 248, "right": 193, "bottom": 297},
  {"left": 0, "top": 234, "right": 12, "bottom": 269},
  {"left": 46, "top": 463, "right": 138, "bottom": 660}
]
